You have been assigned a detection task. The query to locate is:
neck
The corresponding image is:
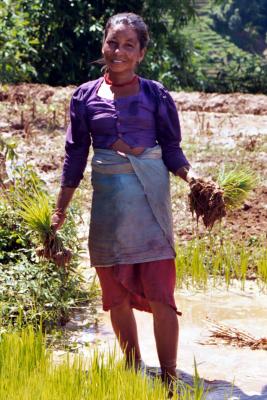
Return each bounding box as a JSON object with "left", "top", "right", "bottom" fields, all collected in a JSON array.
[{"left": 105, "top": 71, "right": 137, "bottom": 86}]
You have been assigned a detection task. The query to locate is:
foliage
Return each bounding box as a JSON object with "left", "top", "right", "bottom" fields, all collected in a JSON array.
[
  {"left": 0, "top": 0, "right": 196, "bottom": 88},
  {"left": 1, "top": 0, "right": 267, "bottom": 92},
  {"left": 0, "top": 326, "right": 209, "bottom": 400},
  {"left": 0, "top": 165, "right": 92, "bottom": 330},
  {"left": 0, "top": 137, "right": 17, "bottom": 185},
  {"left": 182, "top": 16, "right": 267, "bottom": 93},
  {"left": 210, "top": 0, "right": 267, "bottom": 53},
  {"left": 0, "top": 0, "right": 38, "bottom": 83},
  {"left": 0, "top": 137, "right": 17, "bottom": 163},
  {"left": 137, "top": 0, "right": 197, "bottom": 89}
]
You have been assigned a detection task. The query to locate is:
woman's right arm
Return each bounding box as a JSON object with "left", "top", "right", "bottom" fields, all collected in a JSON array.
[
  {"left": 52, "top": 87, "right": 91, "bottom": 231},
  {"left": 61, "top": 87, "right": 91, "bottom": 188}
]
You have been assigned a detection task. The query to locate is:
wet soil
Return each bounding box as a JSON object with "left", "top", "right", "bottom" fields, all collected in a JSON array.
[
  {"left": 1, "top": 84, "right": 267, "bottom": 398},
  {"left": 55, "top": 281, "right": 267, "bottom": 399},
  {"left": 1, "top": 83, "right": 266, "bottom": 243}
]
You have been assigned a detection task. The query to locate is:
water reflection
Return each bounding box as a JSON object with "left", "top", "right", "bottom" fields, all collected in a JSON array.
[{"left": 59, "top": 281, "right": 267, "bottom": 399}]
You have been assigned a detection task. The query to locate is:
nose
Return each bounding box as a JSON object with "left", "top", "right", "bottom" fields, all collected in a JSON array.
[{"left": 114, "top": 44, "right": 124, "bottom": 54}]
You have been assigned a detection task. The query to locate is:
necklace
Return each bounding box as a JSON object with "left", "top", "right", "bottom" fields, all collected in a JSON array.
[{"left": 104, "top": 73, "right": 138, "bottom": 87}]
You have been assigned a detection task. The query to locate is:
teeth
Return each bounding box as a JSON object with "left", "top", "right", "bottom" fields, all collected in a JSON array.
[{"left": 113, "top": 60, "right": 124, "bottom": 63}]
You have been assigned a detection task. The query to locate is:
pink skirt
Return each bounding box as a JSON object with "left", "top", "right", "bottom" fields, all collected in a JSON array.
[{"left": 95, "top": 259, "right": 181, "bottom": 316}]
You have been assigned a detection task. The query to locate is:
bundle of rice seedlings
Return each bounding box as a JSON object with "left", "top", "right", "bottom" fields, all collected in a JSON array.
[
  {"left": 217, "top": 168, "right": 258, "bottom": 210},
  {"left": 189, "top": 167, "right": 257, "bottom": 229},
  {"left": 15, "top": 188, "right": 72, "bottom": 267}
]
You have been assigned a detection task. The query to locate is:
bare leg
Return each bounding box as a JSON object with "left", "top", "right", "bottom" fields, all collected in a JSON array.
[
  {"left": 149, "top": 301, "right": 179, "bottom": 384},
  {"left": 110, "top": 295, "right": 141, "bottom": 369}
]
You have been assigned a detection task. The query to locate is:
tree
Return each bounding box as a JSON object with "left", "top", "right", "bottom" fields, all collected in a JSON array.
[
  {"left": 210, "top": 0, "right": 267, "bottom": 54},
  {"left": 0, "top": 0, "right": 37, "bottom": 82},
  {"left": 0, "top": 0, "right": 196, "bottom": 87}
]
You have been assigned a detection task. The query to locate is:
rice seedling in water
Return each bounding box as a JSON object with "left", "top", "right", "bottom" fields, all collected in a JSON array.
[
  {"left": 175, "top": 237, "right": 267, "bottom": 289},
  {"left": 257, "top": 249, "right": 267, "bottom": 287},
  {"left": 176, "top": 240, "right": 210, "bottom": 289},
  {"left": 0, "top": 326, "right": 208, "bottom": 399}
]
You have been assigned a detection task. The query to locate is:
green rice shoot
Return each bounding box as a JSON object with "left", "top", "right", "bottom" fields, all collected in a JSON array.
[
  {"left": 0, "top": 326, "right": 209, "bottom": 400},
  {"left": 16, "top": 189, "right": 52, "bottom": 243},
  {"left": 217, "top": 167, "right": 258, "bottom": 210},
  {"left": 175, "top": 237, "right": 267, "bottom": 289}
]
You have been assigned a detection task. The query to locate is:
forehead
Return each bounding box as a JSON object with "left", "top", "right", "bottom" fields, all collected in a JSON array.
[{"left": 105, "top": 23, "right": 139, "bottom": 42}]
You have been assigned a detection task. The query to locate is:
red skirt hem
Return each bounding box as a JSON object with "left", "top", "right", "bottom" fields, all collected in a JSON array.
[{"left": 95, "top": 259, "right": 182, "bottom": 316}]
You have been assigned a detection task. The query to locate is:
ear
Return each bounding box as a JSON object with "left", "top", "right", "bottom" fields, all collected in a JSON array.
[
  {"left": 101, "top": 38, "right": 106, "bottom": 55},
  {"left": 139, "top": 48, "right": 146, "bottom": 63}
]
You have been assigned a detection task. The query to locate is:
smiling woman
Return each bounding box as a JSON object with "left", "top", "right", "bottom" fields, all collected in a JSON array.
[
  {"left": 101, "top": 24, "right": 145, "bottom": 81},
  {"left": 51, "top": 12, "right": 200, "bottom": 394},
  {"left": 97, "top": 15, "right": 147, "bottom": 101}
]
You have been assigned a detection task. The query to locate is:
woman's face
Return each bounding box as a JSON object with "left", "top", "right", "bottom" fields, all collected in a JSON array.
[{"left": 102, "top": 24, "right": 145, "bottom": 75}]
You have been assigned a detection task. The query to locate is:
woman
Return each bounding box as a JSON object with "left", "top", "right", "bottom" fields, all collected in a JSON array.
[{"left": 52, "top": 12, "right": 198, "bottom": 388}]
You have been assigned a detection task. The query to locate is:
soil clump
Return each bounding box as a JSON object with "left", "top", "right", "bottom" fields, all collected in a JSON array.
[{"left": 188, "top": 178, "right": 226, "bottom": 228}]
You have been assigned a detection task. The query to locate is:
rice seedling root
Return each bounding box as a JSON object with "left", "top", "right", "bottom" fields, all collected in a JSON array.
[
  {"left": 188, "top": 178, "right": 226, "bottom": 228},
  {"left": 36, "top": 235, "right": 73, "bottom": 268}
]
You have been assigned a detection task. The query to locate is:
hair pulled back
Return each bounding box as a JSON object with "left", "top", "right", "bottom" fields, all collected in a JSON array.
[{"left": 103, "top": 13, "right": 149, "bottom": 50}]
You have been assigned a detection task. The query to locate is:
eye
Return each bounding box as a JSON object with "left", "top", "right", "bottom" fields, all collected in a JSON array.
[
  {"left": 125, "top": 43, "right": 134, "bottom": 48},
  {"left": 107, "top": 40, "right": 117, "bottom": 46}
]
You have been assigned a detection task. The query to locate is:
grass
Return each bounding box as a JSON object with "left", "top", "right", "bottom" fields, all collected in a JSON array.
[
  {"left": 175, "top": 236, "right": 267, "bottom": 289},
  {"left": 0, "top": 326, "right": 208, "bottom": 400},
  {"left": 0, "top": 164, "right": 94, "bottom": 329}
]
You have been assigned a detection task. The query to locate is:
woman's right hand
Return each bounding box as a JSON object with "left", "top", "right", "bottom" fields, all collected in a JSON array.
[
  {"left": 51, "top": 187, "right": 76, "bottom": 232},
  {"left": 51, "top": 209, "right": 67, "bottom": 232}
]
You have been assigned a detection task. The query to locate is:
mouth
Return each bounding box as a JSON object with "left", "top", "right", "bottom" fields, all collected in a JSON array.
[{"left": 112, "top": 60, "right": 125, "bottom": 63}]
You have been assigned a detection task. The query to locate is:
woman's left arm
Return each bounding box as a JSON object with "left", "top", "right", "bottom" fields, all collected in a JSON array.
[{"left": 155, "top": 85, "right": 196, "bottom": 183}]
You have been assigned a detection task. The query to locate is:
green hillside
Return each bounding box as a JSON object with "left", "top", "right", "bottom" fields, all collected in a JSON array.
[
  {"left": 181, "top": 1, "right": 267, "bottom": 93},
  {"left": 195, "top": 0, "right": 210, "bottom": 15},
  {"left": 0, "top": 0, "right": 266, "bottom": 93}
]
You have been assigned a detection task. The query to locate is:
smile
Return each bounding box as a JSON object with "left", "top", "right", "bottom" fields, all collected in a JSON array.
[{"left": 112, "top": 60, "right": 125, "bottom": 63}]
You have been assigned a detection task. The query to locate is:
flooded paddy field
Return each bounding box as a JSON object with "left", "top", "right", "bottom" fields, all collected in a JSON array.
[
  {"left": 1, "top": 84, "right": 267, "bottom": 399},
  {"left": 59, "top": 280, "right": 267, "bottom": 399}
]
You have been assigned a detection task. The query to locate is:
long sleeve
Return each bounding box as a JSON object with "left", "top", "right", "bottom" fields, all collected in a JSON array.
[
  {"left": 155, "top": 85, "right": 190, "bottom": 174},
  {"left": 61, "top": 87, "right": 91, "bottom": 187}
]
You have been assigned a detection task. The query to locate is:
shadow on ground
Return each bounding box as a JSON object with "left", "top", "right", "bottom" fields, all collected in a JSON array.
[{"left": 145, "top": 366, "right": 267, "bottom": 400}]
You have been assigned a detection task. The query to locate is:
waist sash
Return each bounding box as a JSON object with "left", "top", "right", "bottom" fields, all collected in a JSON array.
[{"left": 89, "top": 146, "right": 175, "bottom": 266}]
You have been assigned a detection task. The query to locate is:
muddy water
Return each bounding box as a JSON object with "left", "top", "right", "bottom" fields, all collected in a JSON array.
[
  {"left": 59, "top": 280, "right": 267, "bottom": 399},
  {"left": 40, "top": 106, "right": 266, "bottom": 398}
]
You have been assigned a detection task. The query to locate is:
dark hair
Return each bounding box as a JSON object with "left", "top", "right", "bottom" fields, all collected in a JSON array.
[{"left": 103, "top": 13, "right": 150, "bottom": 50}]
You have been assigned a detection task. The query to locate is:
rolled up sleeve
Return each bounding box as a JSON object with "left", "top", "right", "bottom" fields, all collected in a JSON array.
[
  {"left": 61, "top": 87, "right": 91, "bottom": 187},
  {"left": 156, "top": 86, "right": 190, "bottom": 174}
]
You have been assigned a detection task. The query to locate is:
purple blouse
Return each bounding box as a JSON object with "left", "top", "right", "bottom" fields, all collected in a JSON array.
[{"left": 61, "top": 77, "right": 190, "bottom": 187}]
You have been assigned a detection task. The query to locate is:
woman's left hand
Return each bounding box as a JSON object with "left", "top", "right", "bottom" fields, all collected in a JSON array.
[{"left": 175, "top": 166, "right": 200, "bottom": 183}]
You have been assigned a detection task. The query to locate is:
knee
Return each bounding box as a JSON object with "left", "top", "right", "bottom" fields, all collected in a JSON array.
[
  {"left": 149, "top": 301, "right": 177, "bottom": 321},
  {"left": 110, "top": 294, "right": 131, "bottom": 314}
]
